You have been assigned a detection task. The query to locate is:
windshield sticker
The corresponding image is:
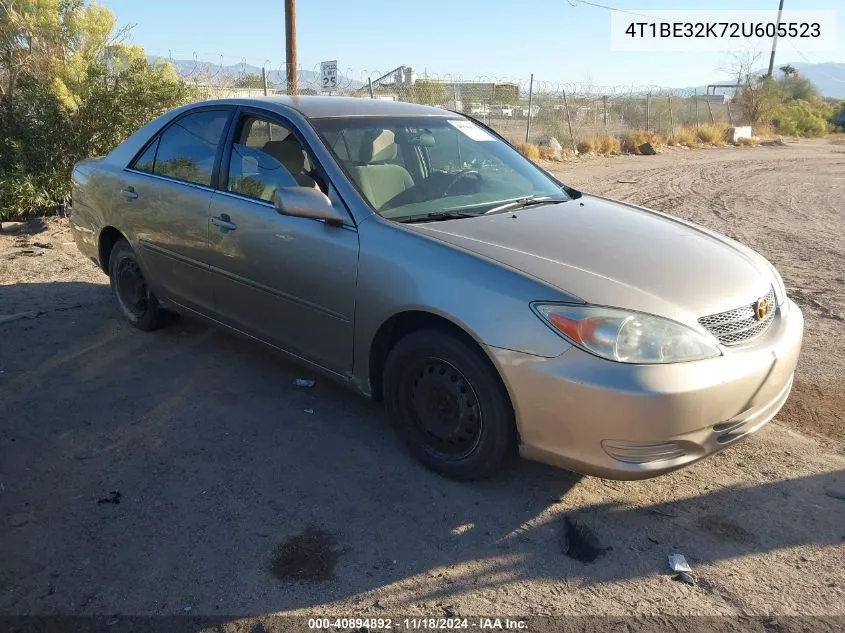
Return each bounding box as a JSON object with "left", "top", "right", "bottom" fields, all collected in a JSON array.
[{"left": 448, "top": 119, "right": 495, "bottom": 141}]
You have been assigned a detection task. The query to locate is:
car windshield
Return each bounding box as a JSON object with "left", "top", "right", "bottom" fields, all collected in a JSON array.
[{"left": 313, "top": 116, "right": 569, "bottom": 222}]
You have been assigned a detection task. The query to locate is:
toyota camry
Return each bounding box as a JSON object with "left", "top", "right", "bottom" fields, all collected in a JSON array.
[{"left": 69, "top": 97, "right": 803, "bottom": 480}]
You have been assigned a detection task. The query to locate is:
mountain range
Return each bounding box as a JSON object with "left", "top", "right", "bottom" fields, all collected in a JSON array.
[
  {"left": 787, "top": 62, "right": 845, "bottom": 99},
  {"left": 153, "top": 57, "right": 845, "bottom": 99},
  {"left": 148, "top": 56, "right": 365, "bottom": 91}
]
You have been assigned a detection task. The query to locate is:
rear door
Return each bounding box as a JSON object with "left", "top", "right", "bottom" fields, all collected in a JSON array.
[
  {"left": 205, "top": 108, "right": 359, "bottom": 374},
  {"left": 120, "top": 107, "right": 232, "bottom": 313}
]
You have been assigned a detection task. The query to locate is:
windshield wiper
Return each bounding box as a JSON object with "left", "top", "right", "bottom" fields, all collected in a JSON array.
[
  {"left": 484, "top": 196, "right": 568, "bottom": 215},
  {"left": 395, "top": 210, "right": 478, "bottom": 224}
]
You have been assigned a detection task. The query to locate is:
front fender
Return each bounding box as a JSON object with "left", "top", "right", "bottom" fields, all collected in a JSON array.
[{"left": 352, "top": 215, "right": 575, "bottom": 393}]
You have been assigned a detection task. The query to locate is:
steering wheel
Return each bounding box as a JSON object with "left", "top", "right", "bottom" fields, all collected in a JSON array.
[{"left": 440, "top": 169, "right": 482, "bottom": 197}]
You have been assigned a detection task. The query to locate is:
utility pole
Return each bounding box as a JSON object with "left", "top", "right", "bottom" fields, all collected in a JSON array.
[
  {"left": 767, "top": 0, "right": 785, "bottom": 78},
  {"left": 284, "top": 0, "right": 298, "bottom": 95}
]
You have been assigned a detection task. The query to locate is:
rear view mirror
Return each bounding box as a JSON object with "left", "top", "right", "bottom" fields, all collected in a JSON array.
[{"left": 272, "top": 187, "right": 347, "bottom": 225}]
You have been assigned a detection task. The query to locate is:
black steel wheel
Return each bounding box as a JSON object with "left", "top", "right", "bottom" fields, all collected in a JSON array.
[
  {"left": 401, "top": 357, "right": 483, "bottom": 460},
  {"left": 383, "top": 329, "right": 516, "bottom": 480},
  {"left": 115, "top": 257, "right": 149, "bottom": 319},
  {"left": 108, "top": 239, "right": 171, "bottom": 331}
]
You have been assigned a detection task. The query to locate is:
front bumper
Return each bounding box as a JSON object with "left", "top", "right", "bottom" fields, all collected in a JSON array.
[{"left": 491, "top": 299, "right": 804, "bottom": 479}]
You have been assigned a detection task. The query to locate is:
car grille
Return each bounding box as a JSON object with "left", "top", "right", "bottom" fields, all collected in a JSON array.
[{"left": 698, "top": 287, "right": 777, "bottom": 346}]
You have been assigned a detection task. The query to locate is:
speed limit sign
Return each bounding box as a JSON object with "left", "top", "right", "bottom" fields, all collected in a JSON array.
[{"left": 320, "top": 60, "right": 338, "bottom": 93}]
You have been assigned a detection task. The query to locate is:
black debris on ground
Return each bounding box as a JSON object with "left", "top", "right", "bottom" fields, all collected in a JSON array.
[
  {"left": 96, "top": 491, "right": 121, "bottom": 505},
  {"left": 673, "top": 571, "right": 696, "bottom": 586},
  {"left": 563, "top": 516, "right": 609, "bottom": 563}
]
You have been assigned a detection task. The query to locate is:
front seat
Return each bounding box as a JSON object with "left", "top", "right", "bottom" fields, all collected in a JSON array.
[
  {"left": 263, "top": 136, "right": 318, "bottom": 188},
  {"left": 345, "top": 130, "right": 414, "bottom": 210}
]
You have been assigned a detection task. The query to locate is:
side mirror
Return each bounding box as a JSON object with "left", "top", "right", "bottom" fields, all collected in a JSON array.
[{"left": 272, "top": 187, "right": 347, "bottom": 225}]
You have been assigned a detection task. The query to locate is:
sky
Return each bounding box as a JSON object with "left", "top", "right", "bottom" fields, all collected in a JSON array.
[{"left": 100, "top": 0, "right": 845, "bottom": 88}]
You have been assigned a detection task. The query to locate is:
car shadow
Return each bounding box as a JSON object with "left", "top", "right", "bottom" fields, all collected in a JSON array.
[
  {"left": 1, "top": 281, "right": 844, "bottom": 617},
  {"left": 0, "top": 216, "right": 49, "bottom": 236}
]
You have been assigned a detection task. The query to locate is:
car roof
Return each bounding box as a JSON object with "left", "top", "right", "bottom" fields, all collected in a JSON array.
[{"left": 199, "top": 96, "right": 455, "bottom": 119}]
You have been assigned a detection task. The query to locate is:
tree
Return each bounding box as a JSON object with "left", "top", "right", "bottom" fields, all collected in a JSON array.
[
  {"left": 0, "top": 0, "right": 117, "bottom": 109},
  {"left": 728, "top": 51, "right": 786, "bottom": 125},
  {"left": 0, "top": 0, "right": 194, "bottom": 219},
  {"left": 779, "top": 64, "right": 796, "bottom": 78},
  {"left": 778, "top": 74, "right": 819, "bottom": 101}
]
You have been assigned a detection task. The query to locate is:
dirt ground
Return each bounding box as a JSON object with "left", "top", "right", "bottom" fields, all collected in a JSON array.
[{"left": 1, "top": 139, "right": 844, "bottom": 622}]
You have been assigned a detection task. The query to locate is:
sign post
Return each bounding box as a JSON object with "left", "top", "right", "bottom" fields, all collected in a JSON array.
[{"left": 320, "top": 60, "right": 338, "bottom": 95}]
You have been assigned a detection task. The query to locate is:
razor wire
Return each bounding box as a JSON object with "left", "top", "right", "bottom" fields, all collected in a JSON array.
[{"left": 158, "top": 56, "right": 747, "bottom": 145}]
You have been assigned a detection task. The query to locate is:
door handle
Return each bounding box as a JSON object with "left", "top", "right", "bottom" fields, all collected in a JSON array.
[
  {"left": 211, "top": 214, "right": 237, "bottom": 231},
  {"left": 120, "top": 186, "right": 138, "bottom": 201}
]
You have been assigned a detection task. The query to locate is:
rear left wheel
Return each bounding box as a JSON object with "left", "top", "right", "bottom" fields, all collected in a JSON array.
[
  {"left": 108, "top": 239, "right": 171, "bottom": 331},
  {"left": 383, "top": 329, "right": 516, "bottom": 480}
]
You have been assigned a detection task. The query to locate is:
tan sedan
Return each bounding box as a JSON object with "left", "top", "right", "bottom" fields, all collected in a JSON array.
[{"left": 70, "top": 97, "right": 803, "bottom": 480}]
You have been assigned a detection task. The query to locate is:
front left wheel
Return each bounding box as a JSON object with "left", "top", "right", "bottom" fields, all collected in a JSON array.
[
  {"left": 108, "top": 239, "right": 171, "bottom": 331},
  {"left": 383, "top": 329, "right": 516, "bottom": 480}
]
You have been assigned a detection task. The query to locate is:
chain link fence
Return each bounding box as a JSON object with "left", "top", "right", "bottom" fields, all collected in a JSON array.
[{"left": 172, "top": 59, "right": 747, "bottom": 148}]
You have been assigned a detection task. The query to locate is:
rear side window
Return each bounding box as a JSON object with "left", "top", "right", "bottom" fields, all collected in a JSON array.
[
  {"left": 132, "top": 139, "right": 158, "bottom": 173},
  {"left": 138, "top": 109, "right": 229, "bottom": 187}
]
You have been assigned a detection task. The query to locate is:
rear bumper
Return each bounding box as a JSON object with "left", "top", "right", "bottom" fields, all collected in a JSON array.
[{"left": 491, "top": 299, "right": 804, "bottom": 479}]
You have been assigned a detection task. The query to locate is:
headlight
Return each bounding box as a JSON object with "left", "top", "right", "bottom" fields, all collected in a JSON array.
[{"left": 533, "top": 304, "right": 721, "bottom": 364}]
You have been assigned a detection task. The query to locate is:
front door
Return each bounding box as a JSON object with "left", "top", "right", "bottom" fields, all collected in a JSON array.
[{"left": 205, "top": 110, "right": 359, "bottom": 375}]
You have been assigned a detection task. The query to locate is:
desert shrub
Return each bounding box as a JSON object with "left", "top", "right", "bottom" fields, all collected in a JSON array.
[
  {"left": 515, "top": 142, "right": 541, "bottom": 161},
  {"left": 667, "top": 127, "right": 698, "bottom": 147},
  {"left": 832, "top": 104, "right": 845, "bottom": 132},
  {"left": 0, "top": 173, "right": 65, "bottom": 220},
  {"left": 576, "top": 139, "right": 594, "bottom": 154},
  {"left": 620, "top": 130, "right": 662, "bottom": 154},
  {"left": 0, "top": 1, "right": 194, "bottom": 221},
  {"left": 596, "top": 135, "right": 621, "bottom": 155},
  {"left": 773, "top": 98, "right": 833, "bottom": 137},
  {"left": 752, "top": 123, "right": 776, "bottom": 138},
  {"left": 696, "top": 123, "right": 729, "bottom": 145},
  {"left": 578, "top": 135, "right": 620, "bottom": 156},
  {"left": 735, "top": 75, "right": 786, "bottom": 126},
  {"left": 537, "top": 146, "right": 558, "bottom": 161}
]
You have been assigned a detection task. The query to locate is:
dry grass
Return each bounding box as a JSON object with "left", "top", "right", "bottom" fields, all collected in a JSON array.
[
  {"left": 577, "top": 135, "right": 621, "bottom": 156},
  {"left": 696, "top": 123, "right": 729, "bottom": 146},
  {"left": 620, "top": 130, "right": 662, "bottom": 155},
  {"left": 736, "top": 136, "right": 759, "bottom": 147},
  {"left": 576, "top": 139, "right": 594, "bottom": 155},
  {"left": 752, "top": 123, "right": 776, "bottom": 139},
  {"left": 537, "top": 145, "right": 558, "bottom": 161},
  {"left": 667, "top": 127, "right": 698, "bottom": 148},
  {"left": 515, "top": 142, "right": 541, "bottom": 161}
]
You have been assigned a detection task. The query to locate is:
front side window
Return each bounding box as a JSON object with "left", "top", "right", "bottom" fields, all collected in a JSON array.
[
  {"left": 227, "top": 115, "right": 320, "bottom": 202},
  {"left": 314, "top": 116, "right": 568, "bottom": 221},
  {"left": 149, "top": 109, "right": 230, "bottom": 187}
]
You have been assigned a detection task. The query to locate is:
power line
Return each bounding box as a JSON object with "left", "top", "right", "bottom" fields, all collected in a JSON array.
[
  {"left": 786, "top": 41, "right": 845, "bottom": 84},
  {"left": 568, "top": 0, "right": 670, "bottom": 22}
]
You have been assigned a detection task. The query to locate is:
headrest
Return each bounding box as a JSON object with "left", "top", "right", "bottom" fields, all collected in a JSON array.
[
  {"left": 263, "top": 137, "right": 306, "bottom": 172},
  {"left": 405, "top": 132, "right": 435, "bottom": 148},
  {"left": 359, "top": 129, "right": 397, "bottom": 163}
]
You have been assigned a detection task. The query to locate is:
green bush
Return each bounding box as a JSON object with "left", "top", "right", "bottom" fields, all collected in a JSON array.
[
  {"left": 773, "top": 98, "right": 834, "bottom": 137},
  {"left": 0, "top": 1, "right": 194, "bottom": 221}
]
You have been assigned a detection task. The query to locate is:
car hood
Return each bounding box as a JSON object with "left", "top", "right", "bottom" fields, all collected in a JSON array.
[{"left": 407, "top": 195, "right": 776, "bottom": 326}]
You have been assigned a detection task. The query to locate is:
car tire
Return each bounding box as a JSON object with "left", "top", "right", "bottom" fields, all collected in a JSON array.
[
  {"left": 383, "top": 329, "right": 516, "bottom": 480},
  {"left": 108, "top": 239, "right": 171, "bottom": 331}
]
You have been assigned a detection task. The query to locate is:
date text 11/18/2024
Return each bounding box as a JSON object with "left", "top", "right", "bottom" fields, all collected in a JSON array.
[{"left": 307, "top": 617, "right": 529, "bottom": 630}]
